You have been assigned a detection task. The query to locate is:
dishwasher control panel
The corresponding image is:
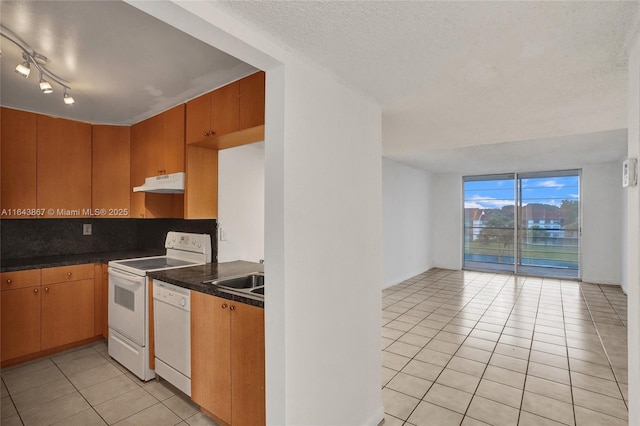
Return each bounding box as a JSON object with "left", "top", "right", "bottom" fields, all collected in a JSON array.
[{"left": 153, "top": 281, "right": 190, "bottom": 311}]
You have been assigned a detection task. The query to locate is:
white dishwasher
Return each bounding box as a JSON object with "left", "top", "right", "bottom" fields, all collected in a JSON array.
[{"left": 153, "top": 280, "right": 191, "bottom": 396}]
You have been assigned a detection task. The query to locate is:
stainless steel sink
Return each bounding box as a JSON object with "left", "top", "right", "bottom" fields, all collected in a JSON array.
[
  {"left": 205, "top": 273, "right": 265, "bottom": 300},
  {"left": 216, "top": 273, "right": 264, "bottom": 290}
]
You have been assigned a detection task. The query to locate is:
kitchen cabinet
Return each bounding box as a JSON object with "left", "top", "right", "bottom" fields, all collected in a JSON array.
[
  {"left": 101, "top": 264, "right": 109, "bottom": 339},
  {"left": 0, "top": 265, "right": 96, "bottom": 365},
  {"left": 0, "top": 270, "right": 42, "bottom": 361},
  {"left": 130, "top": 110, "right": 183, "bottom": 219},
  {"left": 184, "top": 146, "right": 218, "bottom": 219},
  {"left": 0, "top": 108, "right": 38, "bottom": 218},
  {"left": 92, "top": 125, "right": 131, "bottom": 217},
  {"left": 41, "top": 264, "right": 95, "bottom": 350},
  {"left": 145, "top": 104, "right": 185, "bottom": 177},
  {"left": 37, "top": 115, "right": 92, "bottom": 217},
  {"left": 186, "top": 71, "right": 265, "bottom": 149},
  {"left": 191, "top": 292, "right": 265, "bottom": 426}
]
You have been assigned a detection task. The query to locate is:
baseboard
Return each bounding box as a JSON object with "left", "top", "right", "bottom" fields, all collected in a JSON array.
[{"left": 382, "top": 266, "right": 432, "bottom": 289}]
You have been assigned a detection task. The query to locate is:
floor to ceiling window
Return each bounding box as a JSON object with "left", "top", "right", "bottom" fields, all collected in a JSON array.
[{"left": 463, "top": 170, "right": 580, "bottom": 278}]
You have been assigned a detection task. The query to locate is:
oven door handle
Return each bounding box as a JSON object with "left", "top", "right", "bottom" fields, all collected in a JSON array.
[{"left": 109, "top": 268, "right": 144, "bottom": 284}]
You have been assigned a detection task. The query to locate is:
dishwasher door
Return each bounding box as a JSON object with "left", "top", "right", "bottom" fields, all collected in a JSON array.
[{"left": 153, "top": 280, "right": 191, "bottom": 396}]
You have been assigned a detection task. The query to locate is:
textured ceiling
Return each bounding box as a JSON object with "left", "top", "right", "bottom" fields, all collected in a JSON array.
[
  {"left": 214, "top": 1, "right": 639, "bottom": 170},
  {"left": 0, "top": 1, "right": 256, "bottom": 125}
]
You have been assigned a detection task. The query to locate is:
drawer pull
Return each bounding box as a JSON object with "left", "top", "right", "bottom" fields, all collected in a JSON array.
[
  {"left": 222, "top": 303, "right": 228, "bottom": 309},
  {"left": 33, "top": 288, "right": 38, "bottom": 294},
  {"left": 67, "top": 272, "right": 72, "bottom": 277},
  {"left": 230, "top": 305, "right": 236, "bottom": 312},
  {"left": 44, "top": 287, "right": 50, "bottom": 293},
  {"left": 6, "top": 279, "right": 11, "bottom": 284}
]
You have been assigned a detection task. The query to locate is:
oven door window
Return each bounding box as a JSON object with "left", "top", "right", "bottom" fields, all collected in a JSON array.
[
  {"left": 115, "top": 285, "right": 136, "bottom": 311},
  {"left": 108, "top": 268, "right": 146, "bottom": 346}
]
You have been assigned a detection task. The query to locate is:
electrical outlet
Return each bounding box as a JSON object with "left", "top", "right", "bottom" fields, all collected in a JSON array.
[{"left": 83, "top": 223, "right": 92, "bottom": 236}]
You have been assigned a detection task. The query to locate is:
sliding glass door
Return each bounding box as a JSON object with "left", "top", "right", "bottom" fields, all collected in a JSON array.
[
  {"left": 464, "top": 174, "right": 515, "bottom": 273},
  {"left": 464, "top": 170, "right": 580, "bottom": 278}
]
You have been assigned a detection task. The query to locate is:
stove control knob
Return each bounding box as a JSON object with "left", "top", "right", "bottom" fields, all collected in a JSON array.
[{"left": 180, "top": 298, "right": 186, "bottom": 307}]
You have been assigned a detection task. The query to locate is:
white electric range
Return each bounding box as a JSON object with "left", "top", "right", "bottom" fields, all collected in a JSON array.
[{"left": 107, "top": 231, "right": 212, "bottom": 381}]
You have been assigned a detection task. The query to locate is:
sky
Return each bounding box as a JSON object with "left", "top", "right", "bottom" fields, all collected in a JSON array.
[{"left": 464, "top": 176, "right": 579, "bottom": 209}]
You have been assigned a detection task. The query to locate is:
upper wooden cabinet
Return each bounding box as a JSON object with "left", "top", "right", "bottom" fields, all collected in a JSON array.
[
  {"left": 186, "top": 71, "right": 265, "bottom": 149},
  {"left": 130, "top": 106, "right": 185, "bottom": 219},
  {"left": 145, "top": 104, "right": 185, "bottom": 177},
  {"left": 238, "top": 71, "right": 266, "bottom": 130},
  {"left": 0, "top": 108, "right": 38, "bottom": 218},
  {"left": 92, "top": 125, "right": 131, "bottom": 217},
  {"left": 37, "top": 115, "right": 92, "bottom": 217}
]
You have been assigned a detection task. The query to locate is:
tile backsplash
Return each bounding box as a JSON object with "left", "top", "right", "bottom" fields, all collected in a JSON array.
[{"left": 0, "top": 218, "right": 217, "bottom": 260}]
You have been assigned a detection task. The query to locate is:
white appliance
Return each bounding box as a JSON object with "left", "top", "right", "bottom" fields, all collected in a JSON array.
[
  {"left": 153, "top": 280, "right": 191, "bottom": 395},
  {"left": 133, "top": 172, "right": 185, "bottom": 193},
  {"left": 108, "top": 231, "right": 211, "bottom": 381}
]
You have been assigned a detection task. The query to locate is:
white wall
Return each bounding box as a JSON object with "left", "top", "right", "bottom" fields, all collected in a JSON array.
[
  {"left": 626, "top": 32, "right": 640, "bottom": 424},
  {"left": 127, "top": 2, "right": 384, "bottom": 425},
  {"left": 217, "top": 143, "right": 265, "bottom": 263},
  {"left": 382, "top": 158, "right": 432, "bottom": 287},
  {"left": 581, "top": 162, "right": 623, "bottom": 284},
  {"left": 431, "top": 173, "right": 464, "bottom": 270}
]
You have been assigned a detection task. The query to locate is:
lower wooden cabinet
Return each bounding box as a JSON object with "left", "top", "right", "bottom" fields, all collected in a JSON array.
[
  {"left": 1, "top": 285, "right": 41, "bottom": 361},
  {"left": 0, "top": 264, "right": 97, "bottom": 364},
  {"left": 41, "top": 279, "right": 94, "bottom": 350},
  {"left": 191, "top": 292, "right": 265, "bottom": 426}
]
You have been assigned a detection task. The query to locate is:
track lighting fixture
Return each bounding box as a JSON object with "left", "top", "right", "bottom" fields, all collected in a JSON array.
[{"left": 1, "top": 24, "right": 76, "bottom": 105}]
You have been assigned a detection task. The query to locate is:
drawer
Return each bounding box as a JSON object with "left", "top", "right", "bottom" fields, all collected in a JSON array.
[
  {"left": 0, "top": 269, "right": 41, "bottom": 291},
  {"left": 42, "top": 264, "right": 95, "bottom": 284}
]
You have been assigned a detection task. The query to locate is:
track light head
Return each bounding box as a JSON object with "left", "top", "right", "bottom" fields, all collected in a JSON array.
[
  {"left": 39, "top": 73, "right": 53, "bottom": 93},
  {"left": 63, "top": 88, "right": 75, "bottom": 105},
  {"left": 15, "top": 56, "right": 30, "bottom": 78}
]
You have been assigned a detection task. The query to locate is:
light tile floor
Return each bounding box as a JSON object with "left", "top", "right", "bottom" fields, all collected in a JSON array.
[
  {"left": 382, "top": 269, "right": 629, "bottom": 426},
  {"left": 1, "top": 341, "right": 219, "bottom": 426}
]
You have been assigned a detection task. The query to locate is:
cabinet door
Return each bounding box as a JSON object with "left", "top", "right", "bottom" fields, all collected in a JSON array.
[
  {"left": 145, "top": 113, "right": 165, "bottom": 177},
  {"left": 186, "top": 93, "right": 212, "bottom": 145},
  {"left": 92, "top": 125, "right": 131, "bottom": 217},
  {"left": 37, "top": 115, "right": 92, "bottom": 217},
  {"left": 1, "top": 286, "right": 41, "bottom": 361},
  {"left": 130, "top": 120, "right": 147, "bottom": 218},
  {"left": 239, "top": 71, "right": 266, "bottom": 130},
  {"left": 184, "top": 146, "right": 217, "bottom": 219},
  {"left": 0, "top": 108, "right": 37, "bottom": 217},
  {"left": 231, "top": 302, "right": 265, "bottom": 426},
  {"left": 102, "top": 265, "right": 109, "bottom": 339},
  {"left": 191, "top": 292, "right": 232, "bottom": 424},
  {"left": 160, "top": 104, "right": 185, "bottom": 174},
  {"left": 41, "top": 279, "right": 95, "bottom": 350},
  {"left": 211, "top": 82, "right": 240, "bottom": 137}
]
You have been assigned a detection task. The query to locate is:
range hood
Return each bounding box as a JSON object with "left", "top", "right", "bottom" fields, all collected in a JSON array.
[{"left": 133, "top": 172, "right": 185, "bottom": 194}]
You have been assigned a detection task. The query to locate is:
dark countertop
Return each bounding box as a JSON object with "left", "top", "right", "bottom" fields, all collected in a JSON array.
[
  {"left": 148, "top": 260, "right": 264, "bottom": 308},
  {"left": 0, "top": 249, "right": 165, "bottom": 272}
]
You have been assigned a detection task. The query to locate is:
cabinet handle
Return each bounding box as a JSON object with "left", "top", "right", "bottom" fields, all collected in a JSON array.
[
  {"left": 222, "top": 303, "right": 228, "bottom": 309},
  {"left": 6, "top": 279, "right": 11, "bottom": 284},
  {"left": 44, "top": 287, "right": 50, "bottom": 293},
  {"left": 33, "top": 288, "right": 39, "bottom": 294},
  {"left": 230, "top": 305, "right": 236, "bottom": 312},
  {"left": 67, "top": 272, "right": 72, "bottom": 277}
]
